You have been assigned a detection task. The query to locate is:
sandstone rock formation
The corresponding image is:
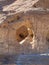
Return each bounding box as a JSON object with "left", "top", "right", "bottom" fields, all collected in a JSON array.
[
  {"left": 0, "top": 0, "right": 49, "bottom": 55},
  {"left": 0, "top": 0, "right": 49, "bottom": 65},
  {"left": 34, "top": 0, "right": 49, "bottom": 8}
]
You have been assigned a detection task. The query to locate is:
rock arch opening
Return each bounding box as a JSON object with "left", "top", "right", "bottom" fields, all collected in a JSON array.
[{"left": 16, "top": 25, "right": 29, "bottom": 42}]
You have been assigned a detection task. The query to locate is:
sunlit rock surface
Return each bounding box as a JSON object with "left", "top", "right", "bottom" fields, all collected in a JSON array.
[
  {"left": 0, "top": 11, "right": 49, "bottom": 54},
  {"left": 34, "top": 0, "right": 49, "bottom": 8},
  {"left": 0, "top": 0, "right": 49, "bottom": 65}
]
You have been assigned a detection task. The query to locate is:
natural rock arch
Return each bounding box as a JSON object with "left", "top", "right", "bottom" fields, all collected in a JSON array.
[
  {"left": 16, "top": 25, "right": 34, "bottom": 42},
  {"left": 16, "top": 25, "right": 29, "bottom": 42}
]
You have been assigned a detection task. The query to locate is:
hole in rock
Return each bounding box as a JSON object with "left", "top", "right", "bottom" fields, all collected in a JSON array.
[{"left": 16, "top": 25, "right": 29, "bottom": 42}]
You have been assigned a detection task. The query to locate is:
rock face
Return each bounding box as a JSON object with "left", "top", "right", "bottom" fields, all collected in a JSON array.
[
  {"left": 0, "top": 0, "right": 49, "bottom": 65},
  {"left": 0, "top": 11, "right": 49, "bottom": 55},
  {"left": 0, "top": 0, "right": 49, "bottom": 64},
  {"left": 34, "top": 0, "right": 49, "bottom": 8}
]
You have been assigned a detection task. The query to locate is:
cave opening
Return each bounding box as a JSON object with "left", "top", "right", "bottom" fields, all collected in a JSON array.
[{"left": 16, "top": 25, "right": 29, "bottom": 42}]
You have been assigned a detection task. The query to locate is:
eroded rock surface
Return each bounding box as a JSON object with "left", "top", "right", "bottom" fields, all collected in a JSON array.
[
  {"left": 0, "top": 0, "right": 49, "bottom": 54},
  {"left": 34, "top": 0, "right": 49, "bottom": 8},
  {"left": 0, "top": 0, "right": 49, "bottom": 65}
]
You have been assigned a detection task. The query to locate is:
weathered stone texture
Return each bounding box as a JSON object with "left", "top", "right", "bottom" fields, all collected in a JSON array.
[
  {"left": 34, "top": 0, "right": 49, "bottom": 8},
  {"left": 0, "top": 0, "right": 49, "bottom": 65},
  {"left": 0, "top": 11, "right": 49, "bottom": 55}
]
